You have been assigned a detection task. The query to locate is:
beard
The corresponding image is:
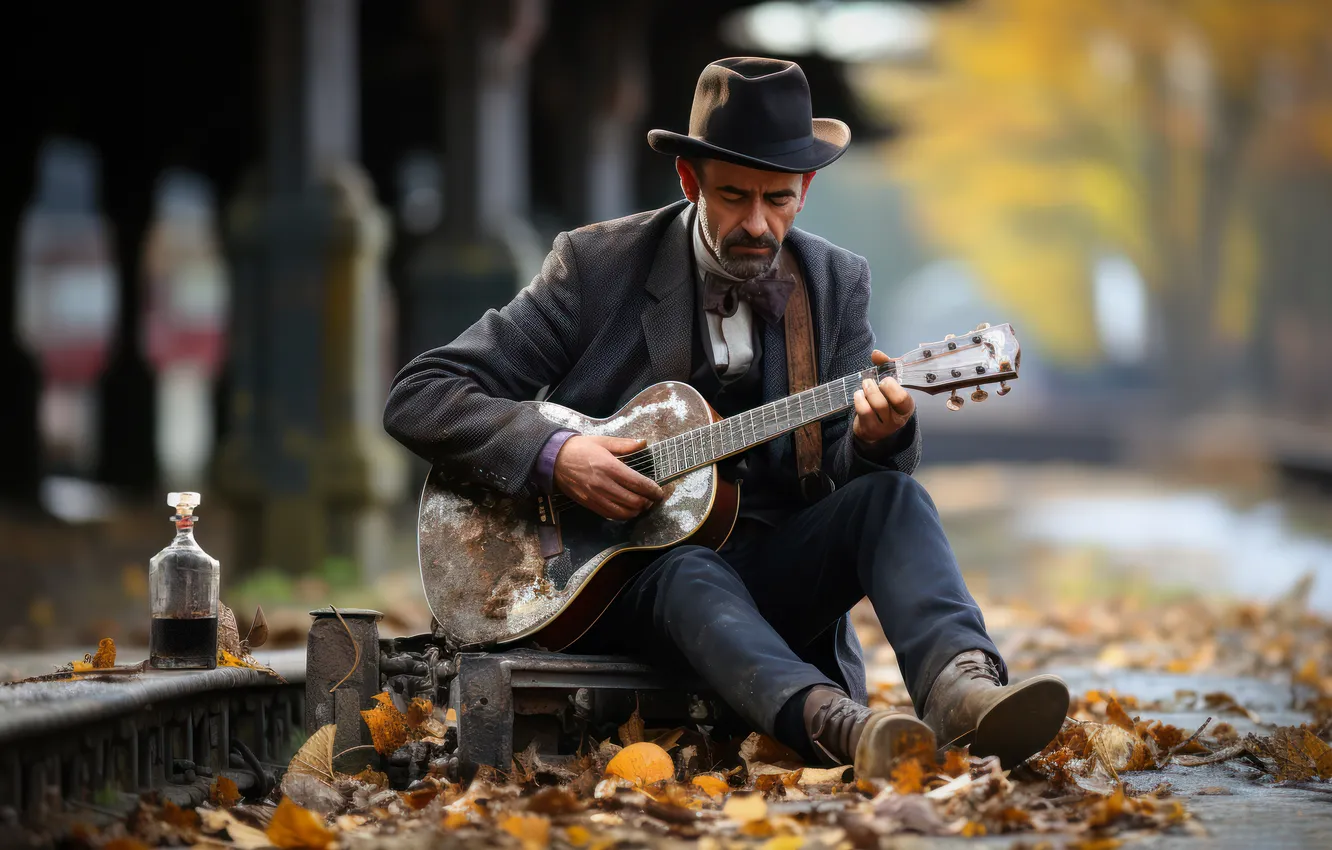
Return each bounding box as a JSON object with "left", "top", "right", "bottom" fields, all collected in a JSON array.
[{"left": 699, "top": 205, "right": 782, "bottom": 279}]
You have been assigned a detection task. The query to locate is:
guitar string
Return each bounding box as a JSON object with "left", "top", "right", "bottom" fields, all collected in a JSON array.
[
  {"left": 544, "top": 361, "right": 978, "bottom": 513},
  {"left": 546, "top": 375, "right": 868, "bottom": 513}
]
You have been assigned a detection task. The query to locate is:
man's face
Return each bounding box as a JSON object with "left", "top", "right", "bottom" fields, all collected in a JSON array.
[{"left": 678, "top": 158, "right": 816, "bottom": 279}]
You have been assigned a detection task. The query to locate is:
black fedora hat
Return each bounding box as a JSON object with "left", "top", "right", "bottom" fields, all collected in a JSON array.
[{"left": 648, "top": 57, "right": 850, "bottom": 174}]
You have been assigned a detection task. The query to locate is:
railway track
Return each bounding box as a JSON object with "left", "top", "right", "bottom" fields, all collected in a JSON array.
[{"left": 0, "top": 649, "right": 305, "bottom": 830}]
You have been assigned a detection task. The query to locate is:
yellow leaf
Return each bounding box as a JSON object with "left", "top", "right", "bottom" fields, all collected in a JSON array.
[
  {"left": 92, "top": 638, "right": 116, "bottom": 668},
  {"left": 722, "top": 792, "right": 767, "bottom": 824},
  {"left": 70, "top": 660, "right": 94, "bottom": 672},
  {"left": 961, "top": 821, "right": 987, "bottom": 837},
  {"left": 361, "top": 697, "right": 410, "bottom": 755},
  {"left": 604, "top": 742, "right": 674, "bottom": 786},
  {"left": 890, "top": 758, "right": 925, "bottom": 794},
  {"left": 442, "top": 810, "right": 470, "bottom": 829},
  {"left": 500, "top": 814, "right": 551, "bottom": 850},
  {"left": 692, "top": 774, "right": 730, "bottom": 798},
  {"left": 210, "top": 775, "right": 241, "bottom": 807},
  {"left": 267, "top": 798, "right": 334, "bottom": 850},
  {"left": 760, "top": 836, "right": 807, "bottom": 850},
  {"left": 564, "top": 824, "right": 591, "bottom": 847}
]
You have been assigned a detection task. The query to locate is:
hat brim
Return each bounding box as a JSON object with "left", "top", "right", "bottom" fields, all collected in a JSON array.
[{"left": 646, "top": 118, "right": 850, "bottom": 174}]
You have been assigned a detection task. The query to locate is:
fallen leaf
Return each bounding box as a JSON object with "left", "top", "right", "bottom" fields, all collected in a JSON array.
[
  {"left": 287, "top": 724, "right": 336, "bottom": 783},
  {"left": 618, "top": 707, "right": 646, "bottom": 746},
  {"left": 501, "top": 814, "right": 551, "bottom": 850},
  {"left": 941, "top": 748, "right": 971, "bottom": 777},
  {"left": 889, "top": 758, "right": 925, "bottom": 794},
  {"left": 564, "top": 824, "right": 591, "bottom": 846},
  {"left": 797, "top": 765, "right": 852, "bottom": 786},
  {"left": 604, "top": 742, "right": 674, "bottom": 785},
  {"left": 199, "top": 808, "right": 271, "bottom": 849},
  {"left": 722, "top": 792, "right": 767, "bottom": 824},
  {"left": 1105, "top": 698, "right": 1137, "bottom": 733},
  {"left": 402, "top": 786, "right": 439, "bottom": 810},
  {"left": 267, "top": 798, "right": 334, "bottom": 850},
  {"left": 351, "top": 766, "right": 389, "bottom": 788},
  {"left": 92, "top": 637, "right": 116, "bottom": 668},
  {"left": 441, "top": 810, "right": 470, "bottom": 829},
  {"left": 361, "top": 693, "right": 410, "bottom": 755},
  {"left": 692, "top": 774, "right": 730, "bottom": 797},
  {"left": 652, "top": 727, "right": 684, "bottom": 751},
  {"left": 246, "top": 604, "right": 270, "bottom": 649},
  {"left": 211, "top": 775, "right": 241, "bottom": 807}
]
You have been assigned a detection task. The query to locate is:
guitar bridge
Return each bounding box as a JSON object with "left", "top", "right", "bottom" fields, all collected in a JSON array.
[{"left": 535, "top": 494, "right": 564, "bottom": 559}]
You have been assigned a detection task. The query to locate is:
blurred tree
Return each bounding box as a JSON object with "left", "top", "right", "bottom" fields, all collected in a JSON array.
[{"left": 857, "top": 0, "right": 1332, "bottom": 409}]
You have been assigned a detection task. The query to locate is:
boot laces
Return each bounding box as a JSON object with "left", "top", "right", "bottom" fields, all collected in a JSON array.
[
  {"left": 810, "top": 698, "right": 868, "bottom": 762},
  {"left": 956, "top": 654, "right": 1002, "bottom": 686}
]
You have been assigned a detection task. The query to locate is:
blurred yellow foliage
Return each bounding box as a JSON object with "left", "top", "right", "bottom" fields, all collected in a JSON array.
[{"left": 864, "top": 0, "right": 1332, "bottom": 364}]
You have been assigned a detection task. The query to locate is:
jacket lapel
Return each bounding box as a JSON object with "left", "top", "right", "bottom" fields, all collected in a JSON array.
[{"left": 641, "top": 204, "right": 696, "bottom": 383}]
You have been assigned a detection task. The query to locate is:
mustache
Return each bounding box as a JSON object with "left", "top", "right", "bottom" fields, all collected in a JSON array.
[{"left": 720, "top": 230, "right": 780, "bottom": 253}]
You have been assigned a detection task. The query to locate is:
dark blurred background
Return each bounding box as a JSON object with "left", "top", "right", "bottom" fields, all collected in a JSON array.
[{"left": 2, "top": 0, "right": 1330, "bottom": 654}]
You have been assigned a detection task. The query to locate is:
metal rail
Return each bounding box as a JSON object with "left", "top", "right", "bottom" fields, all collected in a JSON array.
[{"left": 0, "top": 649, "right": 305, "bottom": 827}]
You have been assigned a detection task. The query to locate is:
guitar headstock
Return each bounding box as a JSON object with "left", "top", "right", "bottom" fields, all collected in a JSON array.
[{"left": 884, "top": 322, "right": 1020, "bottom": 410}]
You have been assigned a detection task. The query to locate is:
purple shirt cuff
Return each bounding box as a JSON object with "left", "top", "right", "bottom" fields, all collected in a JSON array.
[{"left": 534, "top": 429, "right": 579, "bottom": 494}]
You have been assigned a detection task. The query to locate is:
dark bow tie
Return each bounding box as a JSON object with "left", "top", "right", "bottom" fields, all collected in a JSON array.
[{"left": 701, "top": 272, "right": 796, "bottom": 324}]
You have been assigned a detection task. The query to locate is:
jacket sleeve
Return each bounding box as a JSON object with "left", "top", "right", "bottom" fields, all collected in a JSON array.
[
  {"left": 383, "top": 232, "right": 584, "bottom": 497},
  {"left": 820, "top": 257, "right": 923, "bottom": 487}
]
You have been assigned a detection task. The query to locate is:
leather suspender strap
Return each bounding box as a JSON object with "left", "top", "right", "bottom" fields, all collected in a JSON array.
[{"left": 778, "top": 249, "right": 829, "bottom": 501}]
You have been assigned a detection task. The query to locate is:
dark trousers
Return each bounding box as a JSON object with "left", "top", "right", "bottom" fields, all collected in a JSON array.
[{"left": 570, "top": 470, "right": 1002, "bottom": 753}]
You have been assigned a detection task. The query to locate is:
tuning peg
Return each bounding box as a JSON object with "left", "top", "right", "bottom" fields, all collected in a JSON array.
[
  {"left": 971, "top": 388, "right": 989, "bottom": 403},
  {"left": 946, "top": 391, "right": 964, "bottom": 411},
  {"left": 997, "top": 381, "right": 1012, "bottom": 396},
  {"left": 974, "top": 322, "right": 990, "bottom": 331}
]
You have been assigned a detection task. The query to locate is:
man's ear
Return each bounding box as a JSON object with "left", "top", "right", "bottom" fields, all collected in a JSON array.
[
  {"left": 795, "top": 171, "right": 817, "bottom": 213},
  {"left": 677, "top": 157, "right": 702, "bottom": 203}
]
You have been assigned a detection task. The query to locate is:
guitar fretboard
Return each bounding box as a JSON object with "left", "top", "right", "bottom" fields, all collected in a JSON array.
[{"left": 648, "top": 362, "right": 896, "bottom": 482}]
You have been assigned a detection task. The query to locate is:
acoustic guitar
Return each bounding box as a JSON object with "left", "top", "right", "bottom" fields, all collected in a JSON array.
[{"left": 418, "top": 322, "right": 1020, "bottom": 651}]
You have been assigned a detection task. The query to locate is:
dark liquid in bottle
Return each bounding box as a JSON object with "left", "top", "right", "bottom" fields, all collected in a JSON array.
[{"left": 150, "top": 617, "right": 218, "bottom": 669}]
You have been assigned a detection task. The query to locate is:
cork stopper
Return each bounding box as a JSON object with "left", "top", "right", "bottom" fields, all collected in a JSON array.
[{"left": 168, "top": 491, "right": 201, "bottom": 518}]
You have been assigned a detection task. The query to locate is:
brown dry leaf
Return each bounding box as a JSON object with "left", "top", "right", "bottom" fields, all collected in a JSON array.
[
  {"left": 500, "top": 814, "right": 551, "bottom": 850},
  {"left": 92, "top": 637, "right": 117, "bottom": 668},
  {"left": 218, "top": 601, "right": 243, "bottom": 656},
  {"left": 651, "top": 727, "right": 684, "bottom": 751},
  {"left": 618, "top": 706, "right": 646, "bottom": 746},
  {"left": 159, "top": 800, "right": 200, "bottom": 832},
  {"left": 361, "top": 693, "right": 410, "bottom": 755},
  {"left": 266, "top": 798, "right": 334, "bottom": 850},
  {"left": 890, "top": 758, "right": 926, "bottom": 794},
  {"left": 1255, "top": 725, "right": 1332, "bottom": 781},
  {"left": 604, "top": 741, "right": 674, "bottom": 785},
  {"left": 1105, "top": 697, "right": 1137, "bottom": 733},
  {"left": 692, "top": 774, "right": 730, "bottom": 798},
  {"left": 211, "top": 775, "right": 241, "bottom": 807},
  {"left": 739, "top": 733, "right": 804, "bottom": 777},
  {"left": 402, "top": 786, "right": 439, "bottom": 810},
  {"left": 722, "top": 792, "right": 768, "bottom": 823},
  {"left": 287, "top": 724, "right": 336, "bottom": 782}
]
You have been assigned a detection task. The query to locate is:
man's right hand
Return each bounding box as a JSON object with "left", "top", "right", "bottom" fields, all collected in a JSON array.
[{"left": 552, "top": 435, "right": 665, "bottom": 521}]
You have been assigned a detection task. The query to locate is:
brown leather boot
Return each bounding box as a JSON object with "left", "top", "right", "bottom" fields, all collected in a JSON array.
[
  {"left": 920, "top": 651, "right": 1069, "bottom": 769},
  {"left": 803, "top": 686, "right": 936, "bottom": 779}
]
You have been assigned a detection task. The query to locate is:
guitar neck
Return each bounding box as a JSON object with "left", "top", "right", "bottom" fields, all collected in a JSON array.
[{"left": 647, "top": 361, "right": 896, "bottom": 483}]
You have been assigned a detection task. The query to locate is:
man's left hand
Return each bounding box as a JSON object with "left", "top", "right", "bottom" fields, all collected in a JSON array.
[{"left": 852, "top": 349, "right": 914, "bottom": 445}]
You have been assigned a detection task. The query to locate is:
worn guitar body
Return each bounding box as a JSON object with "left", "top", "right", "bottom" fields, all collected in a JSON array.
[{"left": 418, "top": 381, "right": 739, "bottom": 651}]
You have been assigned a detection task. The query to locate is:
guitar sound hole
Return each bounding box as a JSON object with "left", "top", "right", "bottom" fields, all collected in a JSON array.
[{"left": 479, "top": 697, "right": 488, "bottom": 706}]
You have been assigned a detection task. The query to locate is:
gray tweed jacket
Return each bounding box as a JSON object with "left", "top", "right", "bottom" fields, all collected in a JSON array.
[{"left": 384, "top": 199, "right": 924, "bottom": 702}]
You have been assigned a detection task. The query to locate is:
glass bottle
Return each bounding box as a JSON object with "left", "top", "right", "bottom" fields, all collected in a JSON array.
[{"left": 149, "top": 491, "right": 219, "bottom": 669}]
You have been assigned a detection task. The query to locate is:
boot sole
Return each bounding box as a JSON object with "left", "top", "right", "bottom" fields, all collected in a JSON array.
[
  {"left": 971, "top": 675, "right": 1070, "bottom": 770},
  {"left": 854, "top": 714, "right": 937, "bottom": 780}
]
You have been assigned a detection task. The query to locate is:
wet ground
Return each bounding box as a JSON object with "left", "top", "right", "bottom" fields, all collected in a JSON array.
[{"left": 4, "top": 462, "right": 1332, "bottom": 846}]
